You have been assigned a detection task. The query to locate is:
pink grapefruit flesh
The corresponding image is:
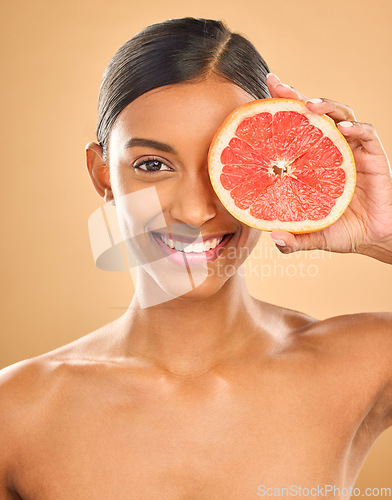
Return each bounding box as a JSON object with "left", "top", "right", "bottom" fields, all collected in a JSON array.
[{"left": 208, "top": 98, "right": 356, "bottom": 233}]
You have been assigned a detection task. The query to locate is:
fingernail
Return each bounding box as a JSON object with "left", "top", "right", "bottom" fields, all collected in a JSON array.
[
  {"left": 272, "top": 238, "right": 287, "bottom": 246},
  {"left": 338, "top": 121, "right": 353, "bottom": 127},
  {"left": 266, "top": 72, "right": 280, "bottom": 81},
  {"left": 306, "top": 98, "right": 323, "bottom": 104},
  {"left": 275, "top": 83, "right": 291, "bottom": 89}
]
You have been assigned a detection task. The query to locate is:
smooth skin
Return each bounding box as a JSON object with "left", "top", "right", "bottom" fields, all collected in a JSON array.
[{"left": 0, "top": 75, "right": 391, "bottom": 500}]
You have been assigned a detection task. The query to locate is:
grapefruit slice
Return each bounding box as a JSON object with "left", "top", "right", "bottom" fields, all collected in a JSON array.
[{"left": 208, "top": 98, "right": 356, "bottom": 233}]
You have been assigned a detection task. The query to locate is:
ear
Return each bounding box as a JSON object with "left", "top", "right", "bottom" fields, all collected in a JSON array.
[{"left": 85, "top": 142, "right": 115, "bottom": 205}]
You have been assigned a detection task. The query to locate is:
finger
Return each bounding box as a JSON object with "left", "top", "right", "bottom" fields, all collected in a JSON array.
[
  {"left": 266, "top": 73, "right": 281, "bottom": 97},
  {"left": 270, "top": 230, "right": 328, "bottom": 253},
  {"left": 273, "top": 82, "right": 309, "bottom": 102},
  {"left": 337, "top": 121, "right": 389, "bottom": 158},
  {"left": 266, "top": 74, "right": 309, "bottom": 102},
  {"left": 305, "top": 98, "right": 356, "bottom": 122}
]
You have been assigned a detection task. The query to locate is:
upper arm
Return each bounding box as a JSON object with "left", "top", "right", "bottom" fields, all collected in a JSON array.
[
  {"left": 0, "top": 359, "right": 46, "bottom": 498},
  {"left": 359, "top": 312, "right": 392, "bottom": 429},
  {"left": 381, "top": 333, "right": 392, "bottom": 429},
  {"left": 312, "top": 311, "right": 392, "bottom": 430},
  {"left": 0, "top": 365, "right": 19, "bottom": 496}
]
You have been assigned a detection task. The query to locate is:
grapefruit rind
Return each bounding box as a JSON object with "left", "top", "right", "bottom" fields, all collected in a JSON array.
[{"left": 208, "top": 98, "right": 356, "bottom": 233}]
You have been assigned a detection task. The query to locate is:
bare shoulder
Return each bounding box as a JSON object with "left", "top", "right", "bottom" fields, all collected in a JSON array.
[
  {"left": 302, "top": 311, "right": 392, "bottom": 426},
  {"left": 0, "top": 354, "right": 70, "bottom": 443},
  {"left": 0, "top": 356, "right": 57, "bottom": 495},
  {"left": 0, "top": 314, "right": 125, "bottom": 402},
  {"left": 301, "top": 310, "right": 392, "bottom": 352},
  {"left": 0, "top": 355, "right": 56, "bottom": 424},
  {"left": 258, "top": 297, "right": 392, "bottom": 364},
  {"left": 0, "top": 317, "right": 126, "bottom": 496},
  {"left": 0, "top": 310, "right": 139, "bottom": 418},
  {"left": 264, "top": 306, "right": 392, "bottom": 429}
]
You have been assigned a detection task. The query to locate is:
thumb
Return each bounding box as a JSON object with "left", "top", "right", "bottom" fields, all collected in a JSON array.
[{"left": 270, "top": 230, "right": 328, "bottom": 254}]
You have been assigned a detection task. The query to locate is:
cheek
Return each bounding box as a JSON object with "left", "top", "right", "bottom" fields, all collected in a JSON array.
[
  {"left": 108, "top": 166, "right": 133, "bottom": 198},
  {"left": 244, "top": 226, "right": 261, "bottom": 245},
  {"left": 241, "top": 227, "right": 262, "bottom": 259}
]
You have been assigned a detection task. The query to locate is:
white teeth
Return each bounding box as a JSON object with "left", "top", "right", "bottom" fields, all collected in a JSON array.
[
  {"left": 192, "top": 242, "right": 206, "bottom": 253},
  {"left": 158, "top": 234, "right": 225, "bottom": 253},
  {"left": 161, "top": 235, "right": 174, "bottom": 248},
  {"left": 174, "top": 240, "right": 184, "bottom": 251},
  {"left": 203, "top": 240, "right": 211, "bottom": 251},
  {"left": 204, "top": 236, "right": 224, "bottom": 251}
]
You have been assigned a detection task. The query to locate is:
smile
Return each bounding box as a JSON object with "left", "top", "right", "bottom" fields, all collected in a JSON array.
[
  {"left": 151, "top": 231, "right": 235, "bottom": 264},
  {"left": 158, "top": 234, "right": 225, "bottom": 253}
]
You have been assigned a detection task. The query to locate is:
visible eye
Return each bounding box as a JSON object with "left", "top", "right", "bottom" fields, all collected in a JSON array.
[{"left": 133, "top": 157, "right": 173, "bottom": 174}]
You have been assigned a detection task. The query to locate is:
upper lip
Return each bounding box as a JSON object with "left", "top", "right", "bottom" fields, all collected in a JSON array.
[{"left": 152, "top": 232, "right": 234, "bottom": 244}]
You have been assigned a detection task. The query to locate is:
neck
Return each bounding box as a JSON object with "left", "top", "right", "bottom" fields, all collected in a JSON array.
[{"left": 119, "top": 270, "right": 265, "bottom": 376}]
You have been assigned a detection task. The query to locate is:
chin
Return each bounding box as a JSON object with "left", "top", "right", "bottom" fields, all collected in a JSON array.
[
  {"left": 134, "top": 260, "right": 243, "bottom": 308},
  {"left": 175, "top": 273, "right": 236, "bottom": 301}
]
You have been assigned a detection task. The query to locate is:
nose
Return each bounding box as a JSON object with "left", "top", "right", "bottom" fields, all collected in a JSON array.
[{"left": 168, "top": 170, "right": 218, "bottom": 228}]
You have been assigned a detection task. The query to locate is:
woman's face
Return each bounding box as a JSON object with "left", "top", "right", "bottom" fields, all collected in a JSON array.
[{"left": 106, "top": 76, "right": 261, "bottom": 301}]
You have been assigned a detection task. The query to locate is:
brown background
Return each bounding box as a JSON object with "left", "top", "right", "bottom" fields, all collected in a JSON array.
[{"left": 1, "top": 0, "right": 391, "bottom": 491}]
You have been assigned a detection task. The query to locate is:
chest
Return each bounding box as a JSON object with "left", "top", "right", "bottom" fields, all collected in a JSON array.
[{"left": 15, "top": 371, "right": 365, "bottom": 499}]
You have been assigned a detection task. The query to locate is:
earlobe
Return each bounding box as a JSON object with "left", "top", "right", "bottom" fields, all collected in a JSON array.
[
  {"left": 85, "top": 142, "right": 114, "bottom": 204},
  {"left": 104, "top": 187, "right": 115, "bottom": 205}
]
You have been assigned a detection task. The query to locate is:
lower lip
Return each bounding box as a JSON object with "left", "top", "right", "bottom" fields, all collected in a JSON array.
[{"left": 152, "top": 233, "right": 235, "bottom": 266}]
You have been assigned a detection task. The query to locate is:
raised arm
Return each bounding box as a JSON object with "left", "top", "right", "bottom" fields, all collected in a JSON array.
[{"left": 266, "top": 73, "right": 392, "bottom": 265}]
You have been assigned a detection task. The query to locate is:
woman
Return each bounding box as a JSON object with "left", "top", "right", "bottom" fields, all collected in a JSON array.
[{"left": 1, "top": 17, "right": 391, "bottom": 499}]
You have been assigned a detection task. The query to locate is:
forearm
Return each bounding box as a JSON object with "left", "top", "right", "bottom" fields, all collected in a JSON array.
[{"left": 358, "top": 236, "right": 392, "bottom": 265}]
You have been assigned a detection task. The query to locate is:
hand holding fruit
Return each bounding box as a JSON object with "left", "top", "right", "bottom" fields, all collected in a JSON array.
[{"left": 266, "top": 74, "right": 392, "bottom": 264}]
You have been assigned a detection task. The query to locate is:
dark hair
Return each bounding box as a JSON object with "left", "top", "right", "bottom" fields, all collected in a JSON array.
[{"left": 97, "top": 17, "right": 271, "bottom": 158}]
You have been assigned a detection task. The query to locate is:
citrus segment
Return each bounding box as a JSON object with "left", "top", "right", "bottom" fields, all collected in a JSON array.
[
  {"left": 248, "top": 176, "right": 335, "bottom": 222},
  {"left": 235, "top": 112, "right": 275, "bottom": 163},
  {"left": 294, "top": 167, "right": 346, "bottom": 199},
  {"left": 291, "top": 136, "right": 343, "bottom": 169},
  {"left": 272, "top": 111, "right": 323, "bottom": 160},
  {"left": 221, "top": 166, "right": 271, "bottom": 191},
  {"left": 228, "top": 171, "right": 277, "bottom": 210},
  {"left": 208, "top": 98, "right": 356, "bottom": 233},
  {"left": 221, "top": 137, "right": 270, "bottom": 167}
]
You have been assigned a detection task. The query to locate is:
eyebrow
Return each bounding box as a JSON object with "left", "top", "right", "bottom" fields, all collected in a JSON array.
[{"left": 124, "top": 137, "right": 177, "bottom": 154}]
